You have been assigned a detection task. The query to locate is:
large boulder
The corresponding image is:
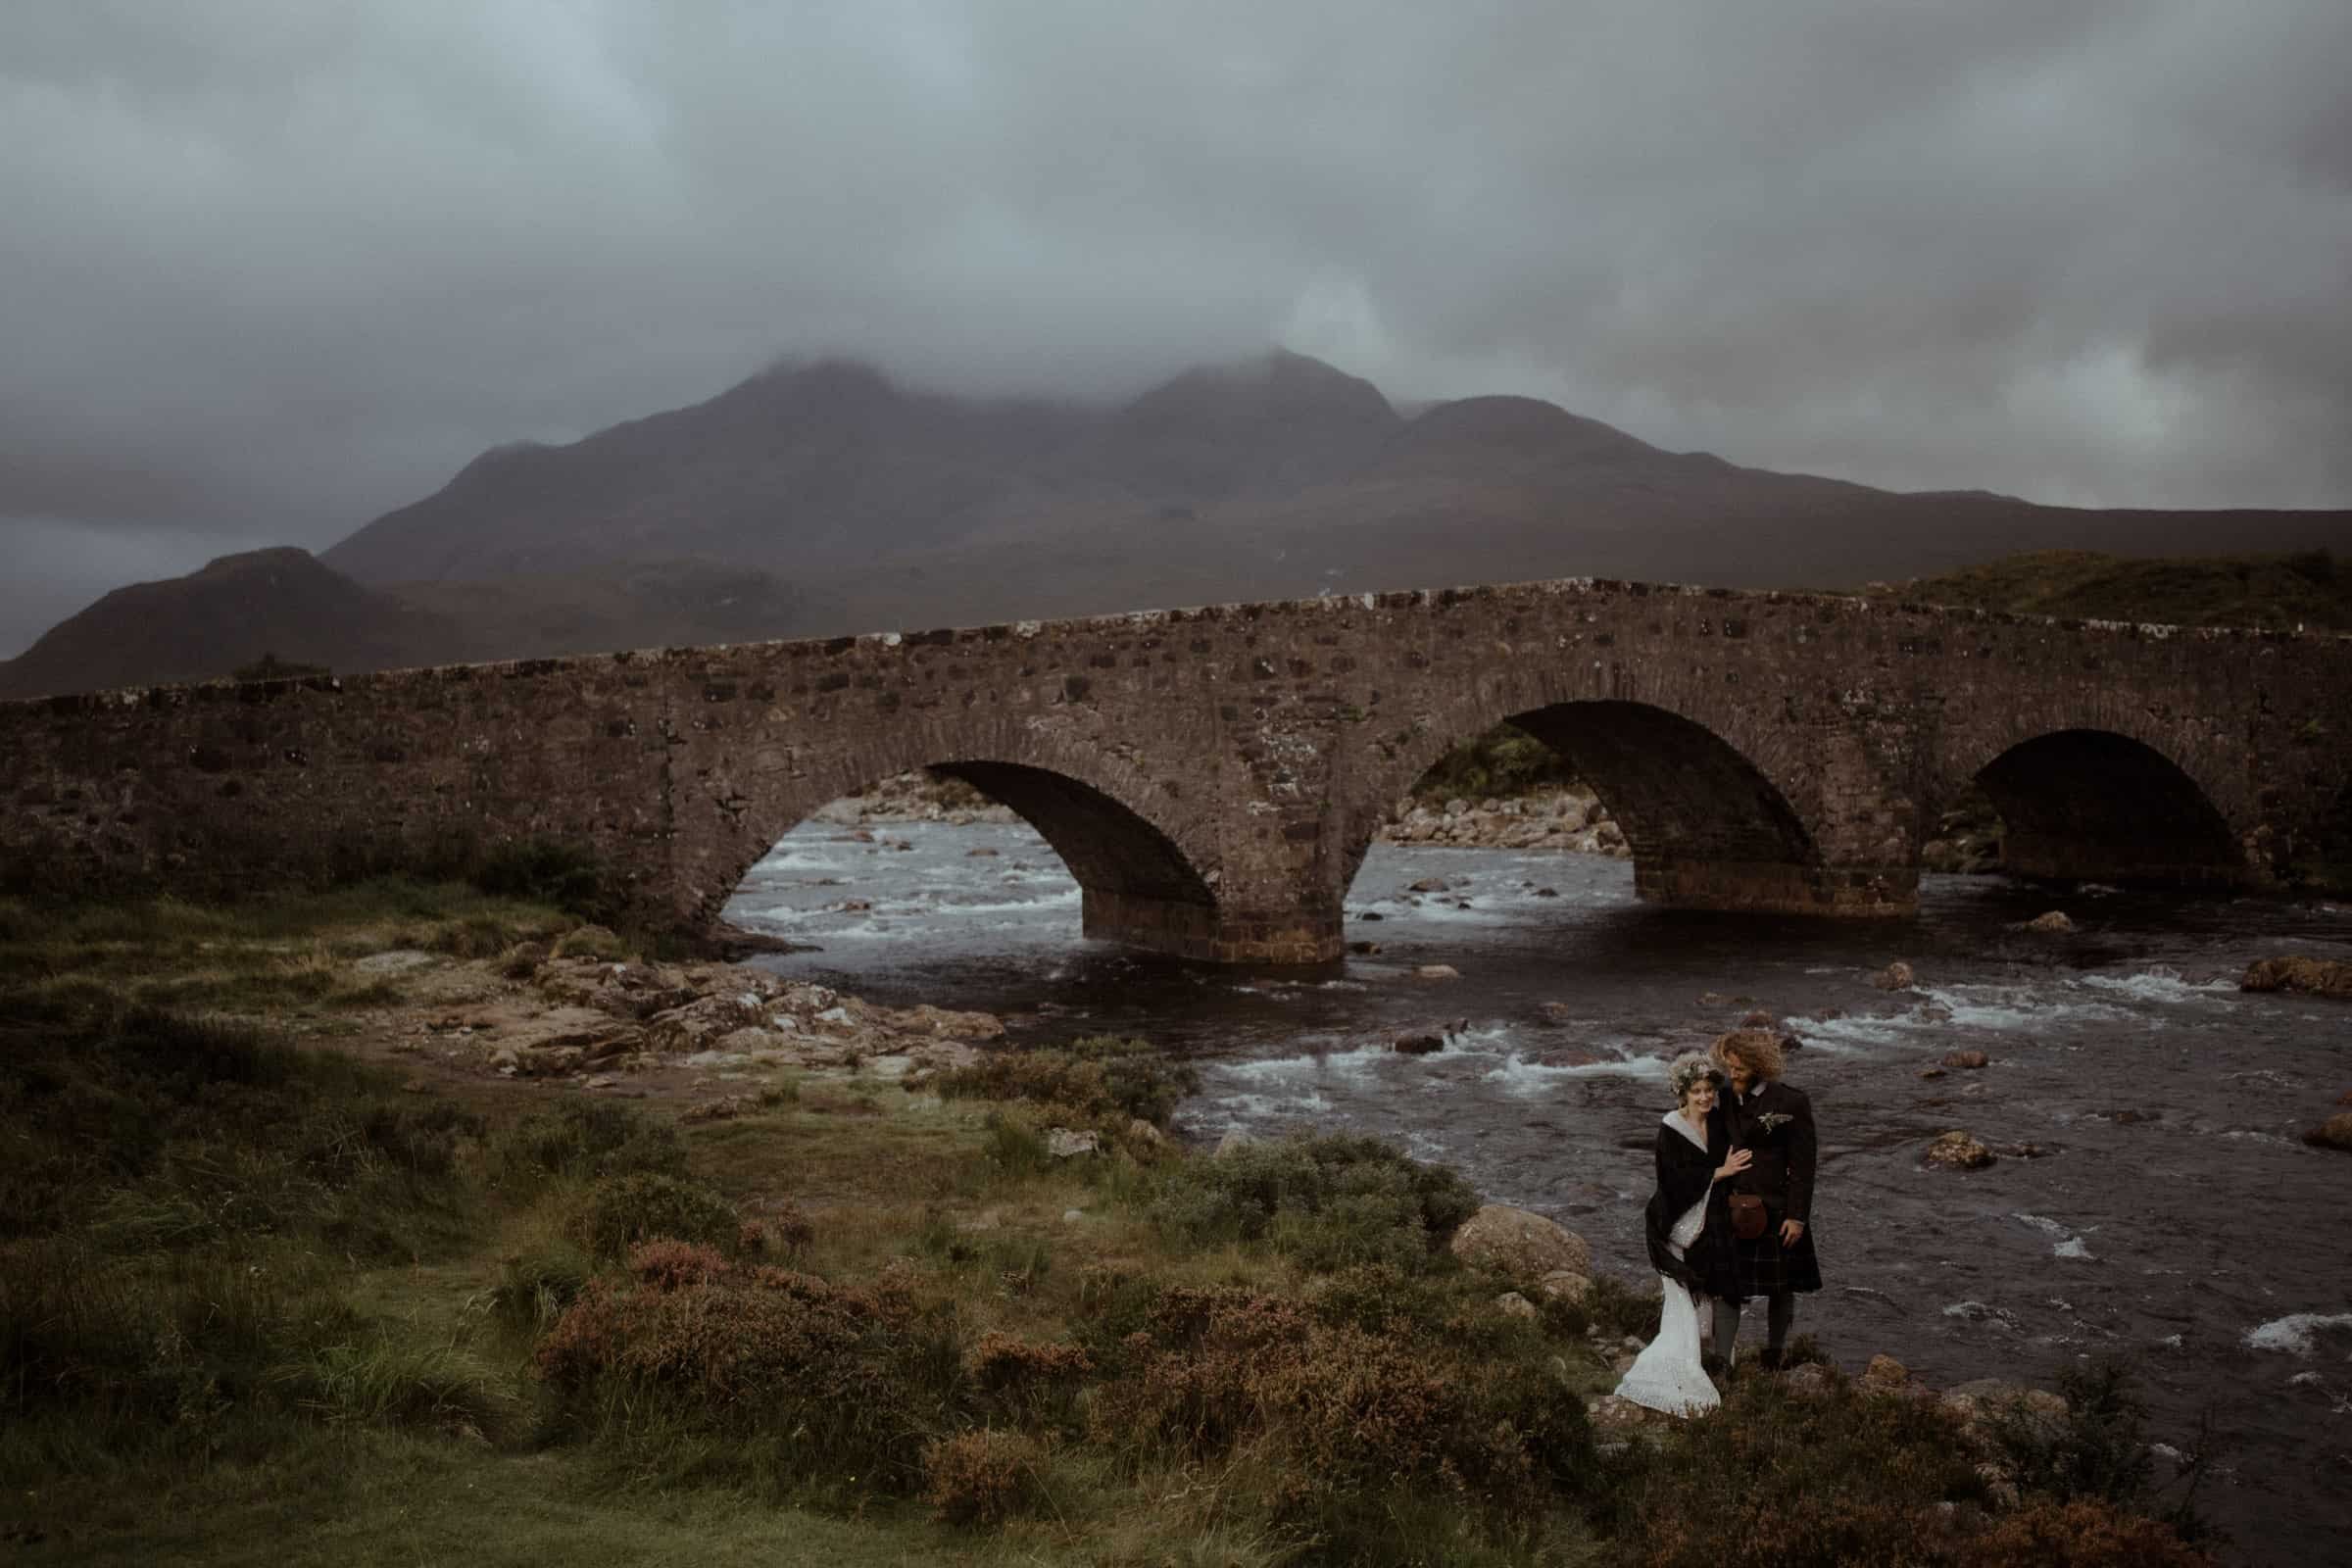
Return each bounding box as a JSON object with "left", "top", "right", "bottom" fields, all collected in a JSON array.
[
  {"left": 2241, "top": 956, "right": 2352, "bottom": 998},
  {"left": 1447, "top": 1203, "right": 1592, "bottom": 1282},
  {"left": 2303, "top": 1112, "right": 2352, "bottom": 1152},
  {"left": 1873, "top": 961, "right": 1917, "bottom": 991},
  {"left": 1924, "top": 1131, "right": 1996, "bottom": 1170}
]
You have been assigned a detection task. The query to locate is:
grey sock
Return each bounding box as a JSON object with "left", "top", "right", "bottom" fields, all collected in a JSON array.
[{"left": 1712, "top": 1298, "right": 1741, "bottom": 1363}]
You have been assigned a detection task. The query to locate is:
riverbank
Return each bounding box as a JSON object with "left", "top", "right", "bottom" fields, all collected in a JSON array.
[{"left": 0, "top": 884, "right": 2222, "bottom": 1566}]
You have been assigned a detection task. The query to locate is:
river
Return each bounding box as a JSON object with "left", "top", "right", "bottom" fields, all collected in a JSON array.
[{"left": 727, "top": 818, "right": 2352, "bottom": 1564}]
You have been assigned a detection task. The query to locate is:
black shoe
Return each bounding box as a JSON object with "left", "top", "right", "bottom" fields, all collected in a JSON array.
[
  {"left": 1700, "top": 1352, "right": 1725, "bottom": 1379},
  {"left": 1758, "top": 1347, "right": 1786, "bottom": 1373}
]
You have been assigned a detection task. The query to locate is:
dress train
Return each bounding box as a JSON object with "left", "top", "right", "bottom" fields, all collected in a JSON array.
[{"left": 1611, "top": 1194, "right": 1720, "bottom": 1417}]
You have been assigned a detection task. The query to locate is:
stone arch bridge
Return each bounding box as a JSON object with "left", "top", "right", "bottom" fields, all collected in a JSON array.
[{"left": 4, "top": 578, "right": 2346, "bottom": 962}]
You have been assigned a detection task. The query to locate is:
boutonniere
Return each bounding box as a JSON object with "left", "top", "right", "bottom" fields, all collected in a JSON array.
[{"left": 1752, "top": 1111, "right": 1792, "bottom": 1134}]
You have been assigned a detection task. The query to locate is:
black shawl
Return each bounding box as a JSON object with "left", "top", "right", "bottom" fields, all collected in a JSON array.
[{"left": 1642, "top": 1112, "right": 1735, "bottom": 1298}]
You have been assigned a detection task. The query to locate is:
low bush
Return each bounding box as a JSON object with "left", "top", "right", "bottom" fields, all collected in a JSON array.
[
  {"left": 935, "top": 1035, "right": 1200, "bottom": 1130},
  {"left": 535, "top": 1256, "right": 967, "bottom": 1496},
  {"left": 486, "top": 1243, "right": 594, "bottom": 1338},
  {"left": 922, "top": 1430, "right": 1049, "bottom": 1526},
  {"left": 1147, "top": 1133, "right": 1480, "bottom": 1273},
  {"left": 472, "top": 839, "right": 610, "bottom": 922},
  {"left": 1983, "top": 1354, "right": 2150, "bottom": 1509},
  {"left": 489, "top": 1100, "right": 687, "bottom": 1188},
  {"left": 0, "top": 1005, "right": 475, "bottom": 1258},
  {"left": 1087, "top": 1284, "right": 1590, "bottom": 1557},
  {"left": 572, "top": 1173, "right": 741, "bottom": 1263}
]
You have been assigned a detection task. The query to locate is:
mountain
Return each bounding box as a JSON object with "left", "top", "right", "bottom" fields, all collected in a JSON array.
[
  {"left": 0, "top": 551, "right": 809, "bottom": 700},
  {"left": 0, "top": 548, "right": 447, "bottom": 698},
  {"left": 7, "top": 349, "right": 2346, "bottom": 699}
]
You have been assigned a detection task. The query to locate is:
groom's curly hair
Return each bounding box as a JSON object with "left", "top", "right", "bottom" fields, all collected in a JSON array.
[{"left": 1711, "top": 1028, "right": 1786, "bottom": 1083}]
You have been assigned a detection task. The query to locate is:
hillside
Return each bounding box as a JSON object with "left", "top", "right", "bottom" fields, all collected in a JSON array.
[{"left": 1866, "top": 549, "right": 2351, "bottom": 631}]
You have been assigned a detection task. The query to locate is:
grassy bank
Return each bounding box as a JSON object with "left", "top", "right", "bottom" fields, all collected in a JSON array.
[
  {"left": 1859, "top": 548, "right": 2350, "bottom": 632},
  {"left": 0, "top": 887, "right": 2215, "bottom": 1565}
]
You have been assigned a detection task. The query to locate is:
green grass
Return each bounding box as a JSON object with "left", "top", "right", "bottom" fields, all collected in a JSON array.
[{"left": 1862, "top": 548, "right": 2351, "bottom": 631}]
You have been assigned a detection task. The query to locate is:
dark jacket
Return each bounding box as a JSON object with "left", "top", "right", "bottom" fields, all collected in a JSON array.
[
  {"left": 1721, "top": 1079, "right": 1817, "bottom": 1225},
  {"left": 1642, "top": 1113, "right": 1736, "bottom": 1298}
]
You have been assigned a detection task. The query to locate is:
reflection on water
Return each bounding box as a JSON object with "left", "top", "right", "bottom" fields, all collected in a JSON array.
[{"left": 728, "top": 818, "right": 2352, "bottom": 1564}]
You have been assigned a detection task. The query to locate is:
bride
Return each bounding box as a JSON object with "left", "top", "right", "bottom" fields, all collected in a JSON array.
[{"left": 1614, "top": 1052, "right": 1749, "bottom": 1416}]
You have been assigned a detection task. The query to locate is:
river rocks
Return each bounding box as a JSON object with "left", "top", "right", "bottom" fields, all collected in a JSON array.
[
  {"left": 2303, "top": 1113, "right": 2352, "bottom": 1152},
  {"left": 1941, "top": 1050, "right": 1991, "bottom": 1070},
  {"left": 809, "top": 769, "right": 1017, "bottom": 826},
  {"left": 1782, "top": 1362, "right": 1840, "bottom": 1399},
  {"left": 1536, "top": 1269, "right": 1592, "bottom": 1304},
  {"left": 1045, "top": 1128, "right": 1101, "bottom": 1159},
  {"left": 355, "top": 948, "right": 440, "bottom": 974},
  {"left": 1586, "top": 1394, "right": 1670, "bottom": 1438},
  {"left": 1940, "top": 1380, "right": 2069, "bottom": 1446},
  {"left": 1925, "top": 1131, "right": 1995, "bottom": 1170},
  {"left": 1392, "top": 1032, "right": 1446, "bottom": 1055},
  {"left": 892, "top": 1004, "right": 1006, "bottom": 1042},
  {"left": 1413, "top": 964, "right": 1461, "bottom": 982},
  {"left": 1918, "top": 1065, "right": 1947, "bottom": 1080},
  {"left": 1448, "top": 1203, "right": 1592, "bottom": 1281},
  {"left": 1861, "top": 1354, "right": 1910, "bottom": 1393},
  {"left": 2241, "top": 956, "right": 2352, "bottom": 998},
  {"left": 1377, "top": 787, "right": 1626, "bottom": 854},
  {"left": 1494, "top": 1291, "right": 1539, "bottom": 1320},
  {"left": 2024, "top": 910, "right": 2075, "bottom": 933},
  {"left": 1873, "top": 961, "right": 1917, "bottom": 991}
]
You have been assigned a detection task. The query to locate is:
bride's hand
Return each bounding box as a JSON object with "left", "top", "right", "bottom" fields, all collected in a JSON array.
[{"left": 1715, "top": 1149, "right": 1752, "bottom": 1180}]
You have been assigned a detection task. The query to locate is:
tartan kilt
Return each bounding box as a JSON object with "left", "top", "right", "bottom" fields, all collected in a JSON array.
[{"left": 1729, "top": 1210, "right": 1823, "bottom": 1299}]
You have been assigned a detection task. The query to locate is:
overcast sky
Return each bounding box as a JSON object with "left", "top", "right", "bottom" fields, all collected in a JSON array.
[{"left": 4, "top": 0, "right": 2348, "bottom": 655}]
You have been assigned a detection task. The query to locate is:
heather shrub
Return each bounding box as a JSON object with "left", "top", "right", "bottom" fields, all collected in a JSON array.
[
  {"left": 492, "top": 1101, "right": 687, "bottom": 1187},
  {"left": 1955, "top": 1497, "right": 2214, "bottom": 1567},
  {"left": 922, "top": 1430, "right": 1049, "bottom": 1526},
  {"left": 1148, "top": 1133, "right": 1480, "bottom": 1273},
  {"left": 1087, "top": 1284, "right": 1588, "bottom": 1546},
  {"left": 535, "top": 1257, "right": 967, "bottom": 1495},
  {"left": 968, "top": 1331, "right": 1093, "bottom": 1430},
  {"left": 573, "top": 1173, "right": 740, "bottom": 1263},
  {"left": 1605, "top": 1374, "right": 1989, "bottom": 1563}
]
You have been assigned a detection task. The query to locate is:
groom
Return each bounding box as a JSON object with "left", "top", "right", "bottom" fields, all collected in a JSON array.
[{"left": 1709, "top": 1028, "right": 1822, "bottom": 1371}]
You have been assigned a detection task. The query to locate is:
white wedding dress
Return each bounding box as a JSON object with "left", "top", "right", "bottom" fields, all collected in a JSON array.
[{"left": 1612, "top": 1110, "right": 1721, "bottom": 1417}]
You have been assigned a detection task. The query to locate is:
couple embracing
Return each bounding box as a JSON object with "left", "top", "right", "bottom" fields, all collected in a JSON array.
[{"left": 1614, "top": 1028, "right": 1821, "bottom": 1417}]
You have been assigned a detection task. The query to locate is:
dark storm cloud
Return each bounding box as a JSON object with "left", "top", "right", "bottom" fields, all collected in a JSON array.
[{"left": 3, "top": 0, "right": 2347, "bottom": 654}]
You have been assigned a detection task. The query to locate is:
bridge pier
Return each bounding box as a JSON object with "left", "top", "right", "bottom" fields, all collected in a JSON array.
[
  {"left": 1635, "top": 858, "right": 1920, "bottom": 918},
  {"left": 1081, "top": 888, "right": 1341, "bottom": 964}
]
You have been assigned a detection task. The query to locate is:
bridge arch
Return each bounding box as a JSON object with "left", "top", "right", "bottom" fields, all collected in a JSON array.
[
  {"left": 1949, "top": 726, "right": 2250, "bottom": 888},
  {"left": 686, "top": 713, "right": 1226, "bottom": 956},
  {"left": 1343, "top": 683, "right": 1868, "bottom": 917}
]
